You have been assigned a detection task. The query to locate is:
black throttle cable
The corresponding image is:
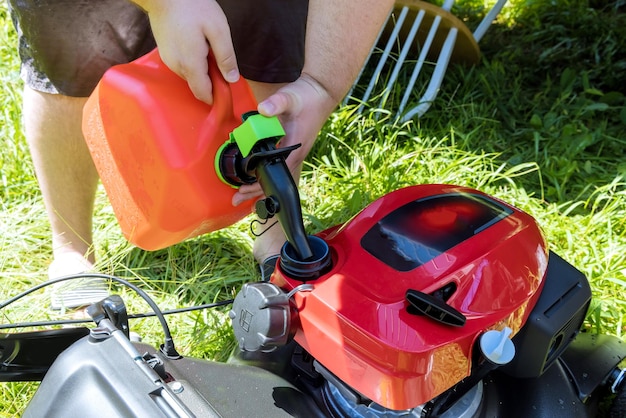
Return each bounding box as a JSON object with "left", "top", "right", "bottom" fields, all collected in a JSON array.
[{"left": 0, "top": 273, "right": 234, "bottom": 358}]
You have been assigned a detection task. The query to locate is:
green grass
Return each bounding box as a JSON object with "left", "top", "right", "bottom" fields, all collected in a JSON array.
[{"left": 1, "top": 0, "right": 625, "bottom": 415}]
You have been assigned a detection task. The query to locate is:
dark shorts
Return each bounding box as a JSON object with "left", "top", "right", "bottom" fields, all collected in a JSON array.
[{"left": 8, "top": 0, "right": 308, "bottom": 97}]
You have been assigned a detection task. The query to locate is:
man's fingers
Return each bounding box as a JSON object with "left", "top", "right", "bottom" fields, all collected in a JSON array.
[
  {"left": 202, "top": 18, "right": 240, "bottom": 84},
  {"left": 177, "top": 54, "right": 213, "bottom": 103},
  {"left": 215, "top": 53, "right": 240, "bottom": 83},
  {"left": 258, "top": 91, "right": 291, "bottom": 117},
  {"left": 232, "top": 184, "right": 264, "bottom": 206}
]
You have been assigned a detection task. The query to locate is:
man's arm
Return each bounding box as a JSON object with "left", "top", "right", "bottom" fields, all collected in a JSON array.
[
  {"left": 255, "top": 0, "right": 394, "bottom": 170},
  {"left": 233, "top": 0, "right": 394, "bottom": 206},
  {"left": 304, "top": 0, "right": 394, "bottom": 106}
]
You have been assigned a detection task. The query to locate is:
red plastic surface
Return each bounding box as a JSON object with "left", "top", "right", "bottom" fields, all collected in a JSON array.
[
  {"left": 83, "top": 49, "right": 258, "bottom": 250},
  {"left": 272, "top": 185, "right": 548, "bottom": 410}
]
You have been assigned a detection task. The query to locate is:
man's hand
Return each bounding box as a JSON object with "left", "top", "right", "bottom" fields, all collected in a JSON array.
[
  {"left": 133, "top": 0, "right": 240, "bottom": 104},
  {"left": 231, "top": 74, "right": 337, "bottom": 206}
]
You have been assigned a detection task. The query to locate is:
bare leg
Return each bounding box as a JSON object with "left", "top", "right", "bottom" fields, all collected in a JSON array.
[
  {"left": 22, "top": 87, "right": 99, "bottom": 266},
  {"left": 23, "top": 87, "right": 109, "bottom": 309}
]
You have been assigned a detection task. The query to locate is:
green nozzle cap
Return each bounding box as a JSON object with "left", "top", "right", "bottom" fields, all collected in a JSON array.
[
  {"left": 215, "top": 113, "right": 286, "bottom": 187},
  {"left": 232, "top": 113, "right": 285, "bottom": 157}
]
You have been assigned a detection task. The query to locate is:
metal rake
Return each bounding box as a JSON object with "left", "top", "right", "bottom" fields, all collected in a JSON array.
[{"left": 344, "top": 0, "right": 508, "bottom": 122}]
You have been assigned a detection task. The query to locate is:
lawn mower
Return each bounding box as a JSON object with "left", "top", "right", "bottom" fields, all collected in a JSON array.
[{"left": 1, "top": 109, "right": 625, "bottom": 417}]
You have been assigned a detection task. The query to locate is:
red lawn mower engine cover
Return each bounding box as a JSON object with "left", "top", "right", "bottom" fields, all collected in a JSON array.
[{"left": 272, "top": 184, "right": 549, "bottom": 410}]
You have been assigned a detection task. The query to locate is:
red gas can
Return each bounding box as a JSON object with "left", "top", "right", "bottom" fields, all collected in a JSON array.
[{"left": 83, "top": 49, "right": 258, "bottom": 250}]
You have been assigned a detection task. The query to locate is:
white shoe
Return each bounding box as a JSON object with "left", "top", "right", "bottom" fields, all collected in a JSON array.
[{"left": 49, "top": 253, "right": 109, "bottom": 310}]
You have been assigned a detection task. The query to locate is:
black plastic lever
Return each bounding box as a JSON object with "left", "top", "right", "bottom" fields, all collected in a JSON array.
[
  {"left": 406, "top": 289, "right": 466, "bottom": 327},
  {"left": 86, "top": 295, "right": 130, "bottom": 337}
]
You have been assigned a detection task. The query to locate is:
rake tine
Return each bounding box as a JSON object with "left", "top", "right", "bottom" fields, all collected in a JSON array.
[
  {"left": 397, "top": 13, "right": 444, "bottom": 117},
  {"left": 473, "top": 0, "right": 508, "bottom": 42},
  {"left": 401, "top": 27, "right": 458, "bottom": 121},
  {"left": 343, "top": 8, "right": 390, "bottom": 107},
  {"left": 356, "top": 6, "right": 410, "bottom": 113},
  {"left": 441, "top": 0, "right": 455, "bottom": 12},
  {"left": 376, "top": 9, "right": 426, "bottom": 113}
]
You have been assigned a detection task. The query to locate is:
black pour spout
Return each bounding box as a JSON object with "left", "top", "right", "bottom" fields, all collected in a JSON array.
[{"left": 216, "top": 112, "right": 313, "bottom": 262}]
